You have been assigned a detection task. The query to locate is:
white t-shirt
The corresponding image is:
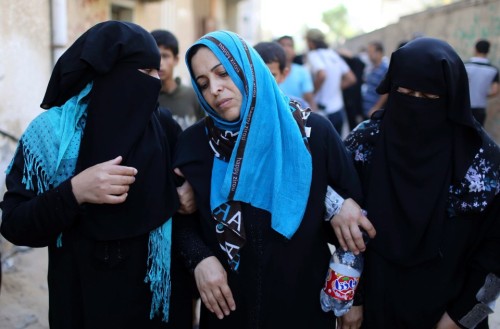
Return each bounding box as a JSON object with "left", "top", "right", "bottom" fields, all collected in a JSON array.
[{"left": 306, "top": 48, "right": 350, "bottom": 114}]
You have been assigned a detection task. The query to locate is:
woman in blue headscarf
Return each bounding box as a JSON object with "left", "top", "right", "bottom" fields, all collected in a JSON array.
[
  {"left": 173, "top": 30, "right": 364, "bottom": 328},
  {"left": 1, "top": 21, "right": 194, "bottom": 328}
]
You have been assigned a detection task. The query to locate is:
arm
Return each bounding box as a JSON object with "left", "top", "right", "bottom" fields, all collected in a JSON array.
[
  {"left": 367, "top": 93, "right": 388, "bottom": 117},
  {"left": 1, "top": 153, "right": 136, "bottom": 247},
  {"left": 174, "top": 210, "right": 234, "bottom": 319},
  {"left": 313, "top": 69, "right": 326, "bottom": 93},
  {"left": 488, "top": 81, "right": 499, "bottom": 98},
  {"left": 445, "top": 195, "right": 500, "bottom": 328},
  {"left": 303, "top": 91, "right": 317, "bottom": 111},
  {"left": 341, "top": 70, "right": 357, "bottom": 90},
  {"left": 320, "top": 115, "right": 375, "bottom": 252},
  {"left": 157, "top": 108, "right": 196, "bottom": 214}
]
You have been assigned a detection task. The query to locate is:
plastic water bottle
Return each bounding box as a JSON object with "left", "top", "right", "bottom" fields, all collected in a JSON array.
[
  {"left": 321, "top": 186, "right": 369, "bottom": 316},
  {"left": 320, "top": 246, "right": 364, "bottom": 317}
]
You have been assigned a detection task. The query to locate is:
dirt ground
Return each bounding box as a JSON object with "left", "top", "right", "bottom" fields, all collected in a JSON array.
[{"left": 0, "top": 245, "right": 499, "bottom": 329}]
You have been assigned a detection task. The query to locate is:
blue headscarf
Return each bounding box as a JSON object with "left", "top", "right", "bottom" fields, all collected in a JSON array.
[{"left": 185, "top": 31, "right": 312, "bottom": 239}]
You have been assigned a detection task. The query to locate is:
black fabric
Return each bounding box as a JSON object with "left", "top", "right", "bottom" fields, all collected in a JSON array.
[
  {"left": 41, "top": 21, "right": 160, "bottom": 109},
  {"left": 471, "top": 107, "right": 487, "bottom": 126},
  {"left": 40, "top": 20, "right": 179, "bottom": 240},
  {"left": 361, "top": 193, "right": 500, "bottom": 329},
  {"left": 173, "top": 113, "right": 363, "bottom": 328},
  {"left": 367, "top": 37, "right": 482, "bottom": 266},
  {"left": 1, "top": 147, "right": 193, "bottom": 329},
  {"left": 340, "top": 54, "right": 366, "bottom": 129},
  {"left": 47, "top": 229, "right": 192, "bottom": 329},
  {"left": 1, "top": 21, "right": 189, "bottom": 327}
]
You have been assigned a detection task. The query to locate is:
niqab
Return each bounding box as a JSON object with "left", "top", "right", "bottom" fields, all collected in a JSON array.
[
  {"left": 42, "top": 21, "right": 179, "bottom": 240},
  {"left": 368, "top": 37, "right": 481, "bottom": 266}
]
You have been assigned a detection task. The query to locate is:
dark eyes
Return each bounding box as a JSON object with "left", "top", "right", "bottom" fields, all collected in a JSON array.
[
  {"left": 196, "top": 70, "right": 229, "bottom": 91},
  {"left": 396, "top": 87, "right": 440, "bottom": 99}
]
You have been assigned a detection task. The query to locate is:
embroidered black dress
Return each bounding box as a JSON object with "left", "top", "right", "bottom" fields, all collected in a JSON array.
[
  {"left": 174, "top": 112, "right": 363, "bottom": 329},
  {"left": 346, "top": 115, "right": 500, "bottom": 328}
]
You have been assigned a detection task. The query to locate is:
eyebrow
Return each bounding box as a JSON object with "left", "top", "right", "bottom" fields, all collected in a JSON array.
[{"left": 195, "top": 63, "right": 223, "bottom": 81}]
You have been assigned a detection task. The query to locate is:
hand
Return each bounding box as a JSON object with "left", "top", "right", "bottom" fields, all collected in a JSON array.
[
  {"left": 337, "top": 305, "right": 363, "bottom": 329},
  {"left": 367, "top": 107, "right": 378, "bottom": 118},
  {"left": 435, "top": 312, "right": 461, "bottom": 329},
  {"left": 194, "top": 256, "right": 236, "bottom": 319},
  {"left": 330, "top": 198, "right": 376, "bottom": 254},
  {"left": 174, "top": 168, "right": 197, "bottom": 214},
  {"left": 71, "top": 156, "right": 137, "bottom": 205}
]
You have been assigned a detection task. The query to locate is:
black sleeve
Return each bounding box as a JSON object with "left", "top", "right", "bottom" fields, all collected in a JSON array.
[
  {"left": 306, "top": 113, "right": 363, "bottom": 247},
  {"left": 447, "top": 195, "right": 500, "bottom": 328},
  {"left": 0, "top": 145, "right": 81, "bottom": 247},
  {"left": 157, "top": 106, "right": 183, "bottom": 157},
  {"left": 173, "top": 211, "right": 214, "bottom": 273},
  {"left": 312, "top": 113, "right": 363, "bottom": 204},
  {"left": 172, "top": 122, "right": 216, "bottom": 272}
]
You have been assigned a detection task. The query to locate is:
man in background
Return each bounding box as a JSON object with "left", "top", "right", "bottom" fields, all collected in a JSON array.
[
  {"left": 151, "top": 30, "right": 205, "bottom": 130},
  {"left": 338, "top": 48, "right": 366, "bottom": 131},
  {"left": 276, "top": 35, "right": 316, "bottom": 110},
  {"left": 362, "top": 41, "right": 388, "bottom": 118},
  {"left": 305, "top": 28, "right": 356, "bottom": 135},
  {"left": 465, "top": 39, "right": 499, "bottom": 126}
]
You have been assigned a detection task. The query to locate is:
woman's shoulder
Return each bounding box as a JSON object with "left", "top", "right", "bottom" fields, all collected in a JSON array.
[
  {"left": 479, "top": 130, "right": 500, "bottom": 166},
  {"left": 179, "top": 119, "right": 207, "bottom": 141},
  {"left": 345, "top": 115, "right": 382, "bottom": 145},
  {"left": 174, "top": 119, "right": 209, "bottom": 160}
]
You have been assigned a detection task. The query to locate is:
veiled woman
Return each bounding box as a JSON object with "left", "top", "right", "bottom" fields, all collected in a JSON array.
[{"left": 345, "top": 37, "right": 500, "bottom": 329}]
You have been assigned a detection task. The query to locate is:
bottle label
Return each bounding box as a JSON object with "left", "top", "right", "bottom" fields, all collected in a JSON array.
[{"left": 322, "top": 267, "right": 359, "bottom": 301}]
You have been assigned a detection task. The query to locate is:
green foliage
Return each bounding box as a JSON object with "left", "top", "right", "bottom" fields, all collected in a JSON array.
[{"left": 321, "top": 4, "right": 360, "bottom": 44}]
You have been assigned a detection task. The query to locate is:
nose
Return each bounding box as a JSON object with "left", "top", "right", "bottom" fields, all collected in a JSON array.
[{"left": 210, "top": 80, "right": 223, "bottom": 95}]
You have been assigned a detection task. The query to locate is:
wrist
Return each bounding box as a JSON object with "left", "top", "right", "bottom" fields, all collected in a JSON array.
[{"left": 324, "top": 186, "right": 345, "bottom": 221}]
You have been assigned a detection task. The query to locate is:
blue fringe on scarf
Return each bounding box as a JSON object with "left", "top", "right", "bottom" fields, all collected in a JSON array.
[
  {"left": 6, "top": 82, "right": 172, "bottom": 322},
  {"left": 145, "top": 219, "right": 172, "bottom": 322}
]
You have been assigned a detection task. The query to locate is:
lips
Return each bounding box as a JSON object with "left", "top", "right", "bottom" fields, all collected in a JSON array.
[{"left": 216, "top": 98, "right": 232, "bottom": 109}]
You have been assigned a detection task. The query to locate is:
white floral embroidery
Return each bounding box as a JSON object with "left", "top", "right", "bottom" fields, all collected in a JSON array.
[{"left": 346, "top": 119, "right": 499, "bottom": 218}]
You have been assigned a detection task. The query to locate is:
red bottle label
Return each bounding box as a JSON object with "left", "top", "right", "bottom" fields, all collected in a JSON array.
[{"left": 322, "top": 267, "right": 360, "bottom": 301}]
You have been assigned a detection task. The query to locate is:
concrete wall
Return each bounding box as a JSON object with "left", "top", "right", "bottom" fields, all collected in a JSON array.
[
  {"left": 0, "top": 0, "right": 52, "bottom": 196},
  {"left": 344, "top": 0, "right": 500, "bottom": 143},
  {"left": 0, "top": 0, "right": 52, "bottom": 137}
]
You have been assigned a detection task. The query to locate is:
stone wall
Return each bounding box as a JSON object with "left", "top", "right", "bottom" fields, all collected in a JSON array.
[{"left": 344, "top": 0, "right": 500, "bottom": 143}]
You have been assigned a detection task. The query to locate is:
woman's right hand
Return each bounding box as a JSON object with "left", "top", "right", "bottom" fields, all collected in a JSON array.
[
  {"left": 194, "top": 256, "right": 236, "bottom": 319},
  {"left": 70, "top": 156, "right": 137, "bottom": 205}
]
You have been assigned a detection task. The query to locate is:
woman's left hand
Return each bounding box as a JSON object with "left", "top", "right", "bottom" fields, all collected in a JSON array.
[
  {"left": 174, "top": 168, "right": 197, "bottom": 214},
  {"left": 337, "top": 305, "right": 363, "bottom": 329},
  {"left": 194, "top": 256, "right": 236, "bottom": 320},
  {"left": 434, "top": 312, "right": 460, "bottom": 329}
]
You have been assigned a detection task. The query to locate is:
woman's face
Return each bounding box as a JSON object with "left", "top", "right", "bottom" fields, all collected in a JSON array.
[{"left": 191, "top": 47, "right": 242, "bottom": 122}]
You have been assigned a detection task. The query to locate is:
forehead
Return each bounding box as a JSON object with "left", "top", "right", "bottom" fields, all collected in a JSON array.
[
  {"left": 278, "top": 39, "right": 293, "bottom": 47},
  {"left": 158, "top": 45, "right": 174, "bottom": 55},
  {"left": 266, "top": 61, "right": 281, "bottom": 72},
  {"left": 190, "top": 47, "right": 221, "bottom": 75}
]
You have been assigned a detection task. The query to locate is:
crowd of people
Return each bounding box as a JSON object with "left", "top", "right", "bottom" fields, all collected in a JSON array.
[{"left": 1, "top": 20, "right": 499, "bottom": 329}]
